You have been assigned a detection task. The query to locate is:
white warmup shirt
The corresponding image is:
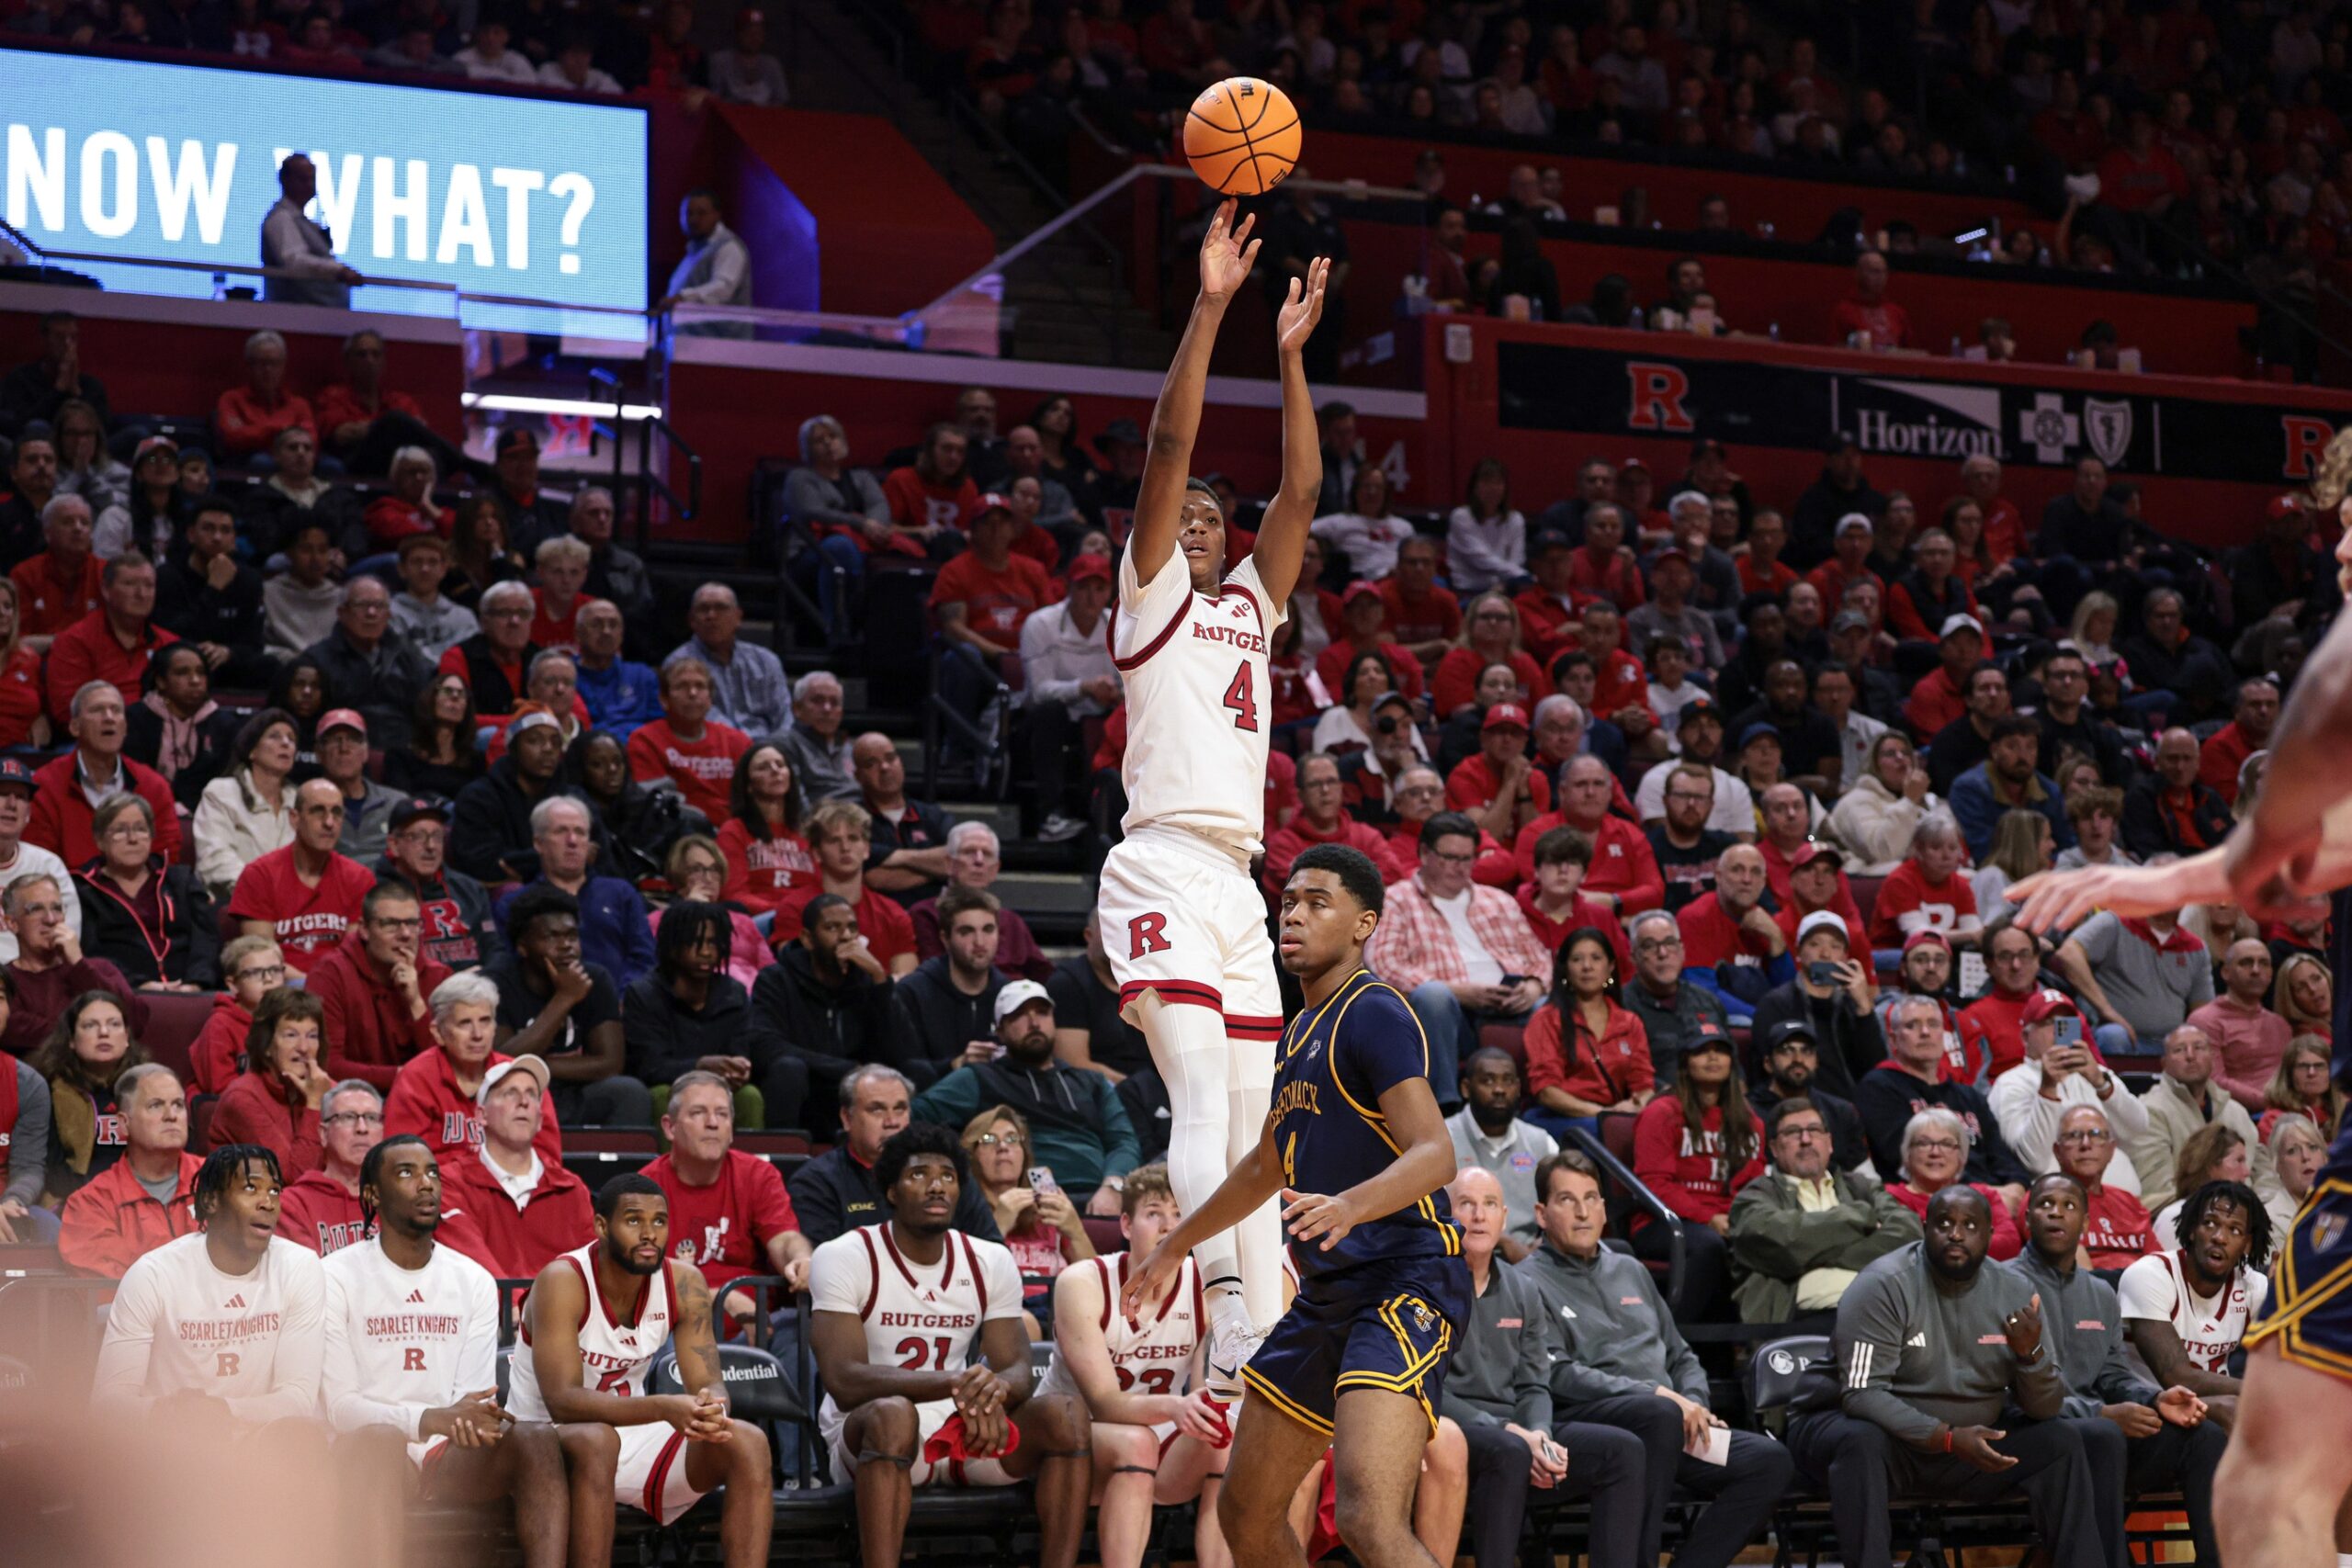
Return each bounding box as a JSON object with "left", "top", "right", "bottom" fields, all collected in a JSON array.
[
  {"left": 320, "top": 1235, "right": 502, "bottom": 1439},
  {"left": 92, "top": 1232, "right": 325, "bottom": 1420}
]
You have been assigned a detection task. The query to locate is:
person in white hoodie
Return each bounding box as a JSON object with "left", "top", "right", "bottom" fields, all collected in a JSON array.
[
  {"left": 1988, "top": 988, "right": 2151, "bottom": 1194},
  {"left": 1826, "top": 730, "right": 1939, "bottom": 875}
]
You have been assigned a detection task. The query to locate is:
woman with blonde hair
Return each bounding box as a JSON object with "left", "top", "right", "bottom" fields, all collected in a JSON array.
[
  {"left": 2275, "top": 953, "right": 2333, "bottom": 1038},
  {"left": 1970, "top": 807, "right": 2053, "bottom": 917},
  {"left": 0, "top": 579, "right": 47, "bottom": 749},
  {"left": 2258, "top": 1112, "right": 2327, "bottom": 1238},
  {"left": 1431, "top": 590, "right": 1544, "bottom": 716},
  {"left": 1827, "top": 731, "right": 1939, "bottom": 874},
  {"left": 2152, "top": 1122, "right": 2254, "bottom": 1248},
  {"left": 960, "top": 1103, "right": 1096, "bottom": 1337}
]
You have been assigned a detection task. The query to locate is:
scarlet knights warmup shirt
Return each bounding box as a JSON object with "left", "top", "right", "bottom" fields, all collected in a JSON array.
[
  {"left": 320, "top": 1235, "right": 502, "bottom": 1443},
  {"left": 224, "top": 848, "right": 379, "bottom": 974},
  {"left": 627, "top": 717, "right": 752, "bottom": 825},
  {"left": 91, "top": 1233, "right": 326, "bottom": 1420},
  {"left": 2118, "top": 1250, "right": 2267, "bottom": 1373},
  {"left": 646, "top": 1149, "right": 801, "bottom": 1291}
]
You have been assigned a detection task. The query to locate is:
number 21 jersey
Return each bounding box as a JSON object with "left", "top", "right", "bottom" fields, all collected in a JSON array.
[
  {"left": 1114, "top": 550, "right": 1287, "bottom": 858},
  {"left": 808, "top": 1224, "right": 1024, "bottom": 1431}
]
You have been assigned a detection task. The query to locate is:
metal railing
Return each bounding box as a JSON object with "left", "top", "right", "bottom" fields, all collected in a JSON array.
[{"left": 588, "top": 364, "right": 700, "bottom": 554}]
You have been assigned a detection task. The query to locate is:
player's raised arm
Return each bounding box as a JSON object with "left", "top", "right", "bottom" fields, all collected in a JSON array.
[
  {"left": 2227, "top": 570, "right": 2352, "bottom": 910},
  {"left": 1282, "top": 1073, "right": 1454, "bottom": 1251},
  {"left": 1131, "top": 199, "right": 1261, "bottom": 587},
  {"left": 1122, "top": 1112, "right": 1285, "bottom": 1318},
  {"left": 1250, "top": 256, "right": 1330, "bottom": 607}
]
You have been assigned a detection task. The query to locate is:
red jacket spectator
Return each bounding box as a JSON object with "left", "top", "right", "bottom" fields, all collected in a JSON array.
[
  {"left": 1868, "top": 861, "right": 1982, "bottom": 950},
  {"left": 57, "top": 1150, "right": 202, "bottom": 1278},
  {"left": 1959, "top": 986, "right": 2107, "bottom": 1083},
  {"left": 1510, "top": 812, "right": 1663, "bottom": 912},
  {"left": 1446, "top": 751, "right": 1554, "bottom": 819},
  {"left": 771, "top": 884, "right": 917, "bottom": 967},
  {"left": 1515, "top": 885, "right": 1630, "bottom": 975},
  {"left": 1315, "top": 637, "right": 1427, "bottom": 704},
  {"left": 1886, "top": 578, "right": 1983, "bottom": 645},
  {"left": 208, "top": 1057, "right": 323, "bottom": 1178},
  {"left": 1588, "top": 645, "right": 1652, "bottom": 721},
  {"left": 1523, "top": 998, "right": 1655, "bottom": 1110},
  {"left": 1566, "top": 544, "right": 1645, "bottom": 609},
  {"left": 0, "top": 955, "right": 143, "bottom": 1062},
  {"left": 882, "top": 467, "right": 978, "bottom": 536},
  {"left": 188, "top": 993, "right": 253, "bottom": 1097},
  {"left": 1678, "top": 890, "right": 1783, "bottom": 974},
  {"left": 2097, "top": 141, "right": 2189, "bottom": 215},
  {"left": 1886, "top": 1179, "right": 2023, "bottom": 1259},
  {"left": 1904, "top": 665, "right": 1970, "bottom": 739},
  {"left": 1736, "top": 556, "right": 1798, "bottom": 597},
  {"left": 44, "top": 609, "right": 176, "bottom": 728},
  {"left": 929, "top": 549, "right": 1058, "bottom": 648},
  {"left": 384, "top": 1044, "right": 562, "bottom": 1166},
  {"left": 363, "top": 493, "right": 455, "bottom": 550},
  {"left": 530, "top": 589, "right": 584, "bottom": 655},
  {"left": 2082, "top": 1183, "right": 2160, "bottom": 1270},
  {"left": 10, "top": 551, "right": 102, "bottom": 640},
  {"left": 1379, "top": 581, "right": 1462, "bottom": 649},
  {"left": 717, "top": 819, "right": 819, "bottom": 914},
  {"left": 26, "top": 752, "right": 181, "bottom": 868},
  {"left": 311, "top": 382, "right": 427, "bottom": 439},
  {"left": 1382, "top": 818, "right": 1521, "bottom": 890},
  {"left": 627, "top": 717, "right": 752, "bottom": 825},
  {"left": 1262, "top": 810, "right": 1410, "bottom": 899},
  {"left": 646, "top": 1148, "right": 801, "bottom": 1291},
  {"left": 213, "top": 386, "right": 316, "bottom": 460},
  {"left": 0, "top": 643, "right": 40, "bottom": 749},
  {"left": 2199, "top": 722, "right": 2259, "bottom": 807},
  {"left": 444, "top": 1151, "right": 594, "bottom": 1280},
  {"left": 277, "top": 1166, "right": 496, "bottom": 1264},
  {"left": 225, "top": 846, "right": 377, "bottom": 976},
  {"left": 305, "top": 925, "right": 452, "bottom": 1089},
  {"left": 1805, "top": 559, "right": 1885, "bottom": 618},
  {"left": 1979, "top": 498, "right": 2030, "bottom": 566},
  {"left": 1630, "top": 1095, "right": 1764, "bottom": 1231},
  {"left": 1430, "top": 647, "right": 1546, "bottom": 716},
  {"left": 1511, "top": 583, "right": 1597, "bottom": 666}
]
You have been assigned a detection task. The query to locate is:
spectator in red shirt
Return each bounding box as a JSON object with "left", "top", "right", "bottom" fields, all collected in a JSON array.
[
  {"left": 718, "top": 741, "right": 817, "bottom": 915},
  {"left": 441, "top": 1055, "right": 593, "bottom": 1279},
  {"left": 1433, "top": 591, "right": 1545, "bottom": 717},
  {"left": 1316, "top": 581, "right": 1428, "bottom": 705},
  {"left": 647, "top": 1068, "right": 812, "bottom": 1326},
  {"left": 1515, "top": 753, "right": 1663, "bottom": 913},
  {"left": 1828, "top": 249, "right": 1913, "bottom": 350},
  {"left": 311, "top": 327, "right": 440, "bottom": 476},
  {"left": 224, "top": 778, "right": 377, "bottom": 976},
  {"left": 1522, "top": 926, "right": 1657, "bottom": 1140},
  {"left": 771, "top": 799, "right": 919, "bottom": 976},
  {"left": 1513, "top": 532, "right": 1597, "bottom": 666},
  {"left": 1574, "top": 599, "right": 1657, "bottom": 744},
  {"left": 190, "top": 935, "right": 283, "bottom": 1095},
  {"left": 932, "top": 491, "right": 1057, "bottom": 730},
  {"left": 1516, "top": 825, "right": 1629, "bottom": 970},
  {"left": 385, "top": 968, "right": 560, "bottom": 1164},
  {"left": 56, "top": 1063, "right": 200, "bottom": 1279},
  {"left": 310, "top": 878, "right": 453, "bottom": 1091},
  {"left": 626, "top": 657, "right": 751, "bottom": 825},
  {"left": 1263, "top": 751, "right": 1411, "bottom": 898},
  {"left": 44, "top": 550, "right": 175, "bottom": 726},
  {"left": 2057, "top": 1102, "right": 2160, "bottom": 1271},
  {"left": 1905, "top": 615, "right": 1988, "bottom": 739},
  {"left": 1869, "top": 815, "right": 1984, "bottom": 953},
  {"left": 529, "top": 535, "right": 592, "bottom": 654},
  {"left": 1804, "top": 513, "right": 1886, "bottom": 617},
  {"left": 1961, "top": 924, "right": 2060, "bottom": 1081},
  {"left": 207, "top": 986, "right": 333, "bottom": 1179},
  {"left": 1630, "top": 1032, "right": 1763, "bottom": 1314},
  {"left": 11, "top": 493, "right": 102, "bottom": 649},
  {"left": 212, "top": 330, "right": 316, "bottom": 461},
  {"left": 1139, "top": 0, "right": 1213, "bottom": 85},
  {"left": 2199, "top": 678, "right": 2278, "bottom": 807},
  {"left": 26, "top": 681, "right": 182, "bottom": 868},
  {"left": 1565, "top": 502, "right": 1645, "bottom": 609},
  {"left": 1678, "top": 841, "right": 1793, "bottom": 988},
  {"left": 2098, "top": 111, "right": 2190, "bottom": 218},
  {"left": 1770, "top": 839, "right": 1872, "bottom": 958},
  {"left": 362, "top": 446, "right": 456, "bottom": 552},
  {"left": 1446, "top": 702, "right": 1552, "bottom": 846},
  {"left": 1379, "top": 535, "right": 1461, "bottom": 671},
  {"left": 1736, "top": 508, "right": 1801, "bottom": 598},
  {"left": 880, "top": 423, "right": 978, "bottom": 558}
]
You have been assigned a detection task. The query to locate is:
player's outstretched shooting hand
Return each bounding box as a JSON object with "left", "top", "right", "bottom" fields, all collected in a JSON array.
[
  {"left": 1198, "top": 199, "right": 1261, "bottom": 303},
  {"left": 1122, "top": 1241, "right": 1182, "bottom": 1318},
  {"left": 1277, "top": 256, "right": 1329, "bottom": 355},
  {"left": 1282, "top": 1188, "right": 1360, "bottom": 1250},
  {"left": 2005, "top": 857, "right": 2226, "bottom": 933}
]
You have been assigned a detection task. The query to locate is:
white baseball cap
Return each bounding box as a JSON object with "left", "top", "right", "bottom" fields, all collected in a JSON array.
[
  {"left": 1796, "top": 911, "right": 1849, "bottom": 947},
  {"left": 993, "top": 980, "right": 1053, "bottom": 1027},
  {"left": 478, "top": 1055, "right": 550, "bottom": 1105}
]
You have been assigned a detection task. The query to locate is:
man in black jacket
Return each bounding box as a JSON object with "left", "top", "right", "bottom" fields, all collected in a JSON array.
[
  {"left": 1789, "top": 434, "right": 1885, "bottom": 569},
  {"left": 2118, "top": 589, "right": 2233, "bottom": 726},
  {"left": 889, "top": 886, "right": 1008, "bottom": 1082},
  {"left": 746, "top": 892, "right": 903, "bottom": 1129},
  {"left": 447, "top": 716, "right": 604, "bottom": 883},
  {"left": 377, "top": 796, "right": 501, "bottom": 972},
  {"left": 153, "top": 498, "right": 270, "bottom": 689},
  {"left": 1857, "top": 995, "right": 2032, "bottom": 1204},
  {"left": 305, "top": 576, "right": 434, "bottom": 751},
  {"left": 481, "top": 884, "right": 650, "bottom": 1129},
  {"left": 786, "top": 1063, "right": 1001, "bottom": 1246},
  {"left": 2030, "top": 648, "right": 2134, "bottom": 787},
  {"left": 1747, "top": 919, "right": 1886, "bottom": 1100},
  {"left": 1746, "top": 1019, "right": 1870, "bottom": 1173},
  {"left": 2120, "top": 728, "right": 2234, "bottom": 863}
]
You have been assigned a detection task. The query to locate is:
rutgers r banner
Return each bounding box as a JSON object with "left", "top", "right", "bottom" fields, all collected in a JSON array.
[{"left": 1499, "top": 340, "right": 2344, "bottom": 486}]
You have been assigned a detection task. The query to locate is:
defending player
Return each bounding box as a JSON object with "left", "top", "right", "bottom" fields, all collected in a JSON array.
[
  {"left": 2004, "top": 426, "right": 2352, "bottom": 1568},
  {"left": 507, "top": 1173, "right": 775, "bottom": 1568},
  {"left": 319, "top": 1134, "right": 573, "bottom": 1568},
  {"left": 1042, "top": 1163, "right": 1233, "bottom": 1568},
  {"left": 808, "top": 1122, "right": 1093, "bottom": 1568},
  {"left": 1125, "top": 844, "right": 1470, "bottom": 1568},
  {"left": 92, "top": 1143, "right": 325, "bottom": 1425},
  {"left": 1098, "top": 197, "right": 1330, "bottom": 1389}
]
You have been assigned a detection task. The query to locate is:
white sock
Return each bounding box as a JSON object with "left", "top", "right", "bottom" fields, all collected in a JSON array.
[{"left": 1134, "top": 993, "right": 1244, "bottom": 1296}]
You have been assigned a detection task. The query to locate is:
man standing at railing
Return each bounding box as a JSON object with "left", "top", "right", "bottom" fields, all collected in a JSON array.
[
  {"left": 652, "top": 190, "right": 752, "bottom": 334},
  {"left": 262, "top": 154, "right": 364, "bottom": 310}
]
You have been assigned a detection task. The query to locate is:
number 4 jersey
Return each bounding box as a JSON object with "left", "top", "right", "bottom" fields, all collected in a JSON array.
[{"left": 1112, "top": 548, "right": 1286, "bottom": 859}]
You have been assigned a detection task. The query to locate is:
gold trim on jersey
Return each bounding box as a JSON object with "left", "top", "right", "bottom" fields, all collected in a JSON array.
[
  {"left": 2246, "top": 1179, "right": 2352, "bottom": 1356},
  {"left": 1242, "top": 1365, "right": 1337, "bottom": 1435}
]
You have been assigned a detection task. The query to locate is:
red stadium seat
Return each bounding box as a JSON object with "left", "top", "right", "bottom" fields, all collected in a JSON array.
[
  {"left": 141, "top": 989, "right": 218, "bottom": 1085},
  {"left": 1082, "top": 1214, "right": 1125, "bottom": 1257}
]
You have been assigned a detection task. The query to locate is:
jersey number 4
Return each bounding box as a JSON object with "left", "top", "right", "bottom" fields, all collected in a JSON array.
[
  {"left": 1222, "top": 663, "right": 1259, "bottom": 732},
  {"left": 895, "top": 1336, "right": 956, "bottom": 1371}
]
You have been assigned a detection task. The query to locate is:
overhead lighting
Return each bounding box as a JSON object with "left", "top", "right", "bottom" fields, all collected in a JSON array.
[{"left": 462, "top": 392, "right": 663, "bottom": 420}]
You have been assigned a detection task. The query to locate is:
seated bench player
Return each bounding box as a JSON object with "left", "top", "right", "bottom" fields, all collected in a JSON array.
[{"left": 809, "top": 1122, "right": 1093, "bottom": 1568}]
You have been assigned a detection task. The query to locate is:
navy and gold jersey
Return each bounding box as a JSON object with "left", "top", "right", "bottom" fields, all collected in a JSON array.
[{"left": 1269, "top": 966, "right": 1461, "bottom": 1280}]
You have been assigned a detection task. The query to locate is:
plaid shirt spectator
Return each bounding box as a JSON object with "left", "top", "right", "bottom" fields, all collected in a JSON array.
[{"left": 1366, "top": 874, "right": 1550, "bottom": 993}]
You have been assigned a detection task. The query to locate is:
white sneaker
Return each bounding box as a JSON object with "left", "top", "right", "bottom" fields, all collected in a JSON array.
[
  {"left": 1202, "top": 1314, "right": 1265, "bottom": 1405},
  {"left": 1038, "top": 812, "right": 1087, "bottom": 842}
]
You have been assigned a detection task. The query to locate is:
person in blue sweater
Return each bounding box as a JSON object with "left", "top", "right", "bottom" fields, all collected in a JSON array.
[
  {"left": 572, "top": 598, "right": 662, "bottom": 741},
  {"left": 1950, "top": 716, "right": 2074, "bottom": 863}
]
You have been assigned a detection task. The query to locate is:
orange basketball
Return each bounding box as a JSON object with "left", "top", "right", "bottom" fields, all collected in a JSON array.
[{"left": 1183, "top": 76, "right": 1302, "bottom": 196}]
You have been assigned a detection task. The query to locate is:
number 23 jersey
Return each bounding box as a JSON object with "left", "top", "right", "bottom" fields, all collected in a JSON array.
[
  {"left": 1114, "top": 549, "right": 1287, "bottom": 858},
  {"left": 809, "top": 1224, "right": 1024, "bottom": 1428}
]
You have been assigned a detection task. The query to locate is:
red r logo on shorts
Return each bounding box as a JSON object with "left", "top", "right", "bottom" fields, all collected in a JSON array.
[
  {"left": 216, "top": 1352, "right": 241, "bottom": 1379},
  {"left": 1128, "top": 912, "right": 1171, "bottom": 958},
  {"left": 404, "top": 1348, "right": 427, "bottom": 1372}
]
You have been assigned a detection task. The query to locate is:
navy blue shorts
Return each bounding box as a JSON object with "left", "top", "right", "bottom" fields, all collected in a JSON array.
[
  {"left": 1241, "top": 1252, "right": 1472, "bottom": 1438},
  {"left": 2248, "top": 1133, "right": 2352, "bottom": 1379}
]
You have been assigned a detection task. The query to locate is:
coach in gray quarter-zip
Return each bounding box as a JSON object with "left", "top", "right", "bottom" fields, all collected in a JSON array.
[{"left": 1784, "top": 1184, "right": 2109, "bottom": 1568}]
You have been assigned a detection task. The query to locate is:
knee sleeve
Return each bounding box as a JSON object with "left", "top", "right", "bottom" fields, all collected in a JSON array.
[{"left": 1133, "top": 993, "right": 1242, "bottom": 1285}]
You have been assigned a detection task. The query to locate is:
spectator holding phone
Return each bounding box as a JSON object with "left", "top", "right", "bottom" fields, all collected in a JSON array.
[
  {"left": 959, "top": 1103, "right": 1097, "bottom": 1338},
  {"left": 1989, "top": 990, "right": 2150, "bottom": 1194}
]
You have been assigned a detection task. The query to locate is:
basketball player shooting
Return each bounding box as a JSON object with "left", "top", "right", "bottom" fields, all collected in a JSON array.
[
  {"left": 2004, "top": 428, "right": 2352, "bottom": 1568},
  {"left": 1098, "top": 197, "right": 1329, "bottom": 1400}
]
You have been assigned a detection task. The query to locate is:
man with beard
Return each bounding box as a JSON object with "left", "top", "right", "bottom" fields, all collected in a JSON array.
[
  {"left": 1951, "top": 716, "right": 2075, "bottom": 863},
  {"left": 2014, "top": 1171, "right": 2226, "bottom": 1568},
  {"left": 810, "top": 1125, "right": 1090, "bottom": 1568},
  {"left": 92, "top": 1143, "right": 325, "bottom": 1421},
  {"left": 747, "top": 893, "right": 902, "bottom": 1122},
  {"left": 1645, "top": 763, "right": 1735, "bottom": 913},
  {"left": 2119, "top": 1179, "right": 2268, "bottom": 1412},
  {"left": 1447, "top": 1046, "right": 1557, "bottom": 1260},
  {"left": 1746, "top": 1020, "right": 1868, "bottom": 1173},
  {"left": 1730, "top": 660, "right": 1843, "bottom": 796},
  {"left": 1634, "top": 698, "right": 1755, "bottom": 839},
  {"left": 1924, "top": 662, "right": 2011, "bottom": 799},
  {"left": 914, "top": 979, "right": 1136, "bottom": 1213},
  {"left": 321, "top": 1134, "right": 574, "bottom": 1568},
  {"left": 1785, "top": 1186, "right": 2109, "bottom": 1568},
  {"left": 508, "top": 1173, "right": 775, "bottom": 1567},
  {"left": 379, "top": 797, "right": 499, "bottom": 973}
]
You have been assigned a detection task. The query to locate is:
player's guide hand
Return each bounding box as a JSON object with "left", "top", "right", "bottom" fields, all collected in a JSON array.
[
  {"left": 423, "top": 1389, "right": 512, "bottom": 1448},
  {"left": 1122, "top": 1242, "right": 1183, "bottom": 1317},
  {"left": 952, "top": 1364, "right": 1007, "bottom": 1418},
  {"left": 1282, "top": 1188, "right": 1361, "bottom": 1250}
]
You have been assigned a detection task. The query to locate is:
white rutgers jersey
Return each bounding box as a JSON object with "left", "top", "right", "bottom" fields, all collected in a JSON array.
[
  {"left": 809, "top": 1224, "right": 1023, "bottom": 1431},
  {"left": 1114, "top": 548, "right": 1286, "bottom": 856},
  {"left": 2117, "top": 1249, "right": 2269, "bottom": 1373},
  {"left": 318, "top": 1236, "right": 501, "bottom": 1443},
  {"left": 506, "top": 1242, "right": 683, "bottom": 1421},
  {"left": 1039, "top": 1252, "right": 1203, "bottom": 1404},
  {"left": 91, "top": 1233, "right": 326, "bottom": 1421}
]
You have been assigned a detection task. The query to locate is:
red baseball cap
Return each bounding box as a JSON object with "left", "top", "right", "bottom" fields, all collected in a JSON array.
[
  {"left": 1482, "top": 703, "right": 1531, "bottom": 731},
  {"left": 1342, "top": 580, "right": 1384, "bottom": 604},
  {"left": 1069, "top": 553, "right": 1112, "bottom": 583},
  {"left": 1901, "top": 929, "right": 1951, "bottom": 955},
  {"left": 1791, "top": 840, "right": 1845, "bottom": 872},
  {"left": 318, "top": 708, "right": 368, "bottom": 739},
  {"left": 966, "top": 492, "right": 1013, "bottom": 525},
  {"left": 2020, "top": 988, "right": 2082, "bottom": 1025}
]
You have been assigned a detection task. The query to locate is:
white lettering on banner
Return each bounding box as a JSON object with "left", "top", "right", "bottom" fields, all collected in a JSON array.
[
  {"left": 146, "top": 136, "right": 238, "bottom": 243},
  {"left": 1854, "top": 408, "right": 1999, "bottom": 458},
  {"left": 80, "top": 130, "right": 138, "bottom": 239}
]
